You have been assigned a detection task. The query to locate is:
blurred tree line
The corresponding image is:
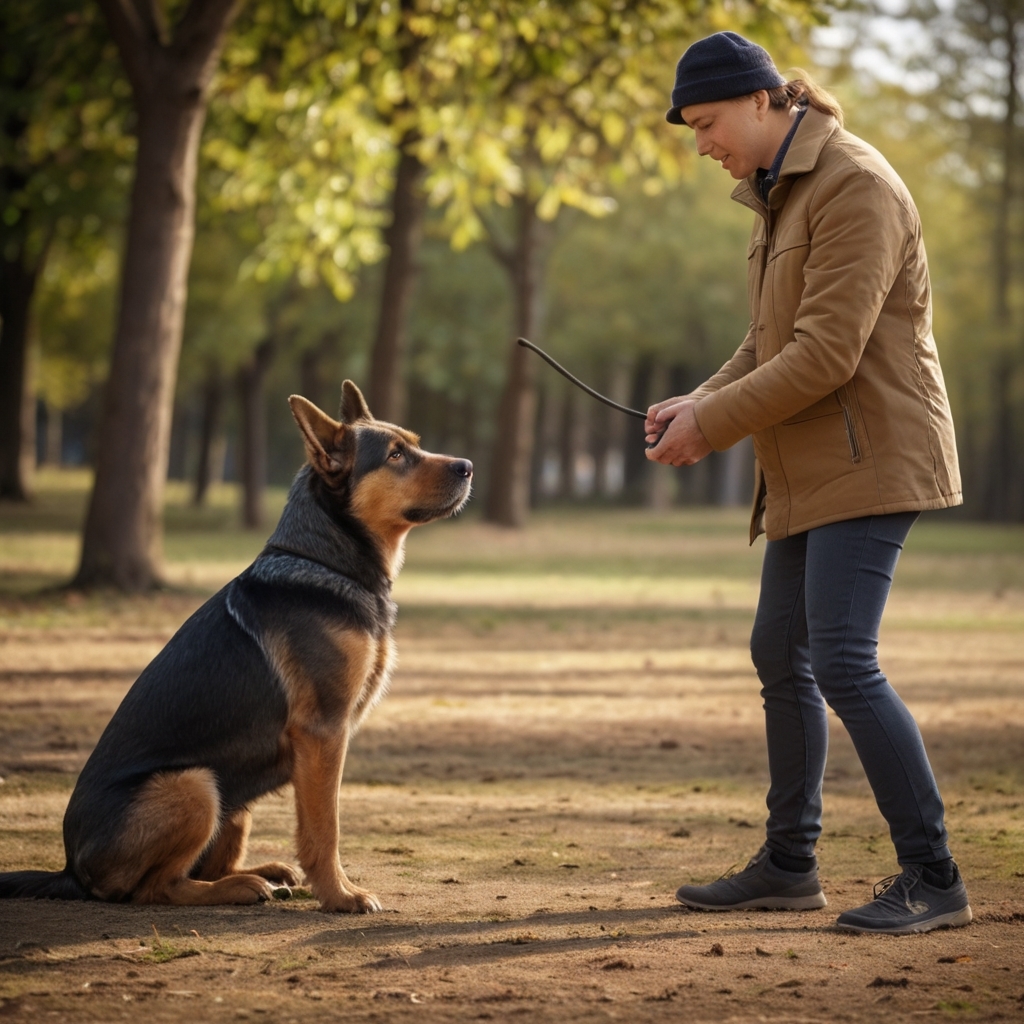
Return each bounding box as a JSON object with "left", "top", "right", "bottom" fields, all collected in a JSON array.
[{"left": 4, "top": 0, "right": 1020, "bottom": 591}]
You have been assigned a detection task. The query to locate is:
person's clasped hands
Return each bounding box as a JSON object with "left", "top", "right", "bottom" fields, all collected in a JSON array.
[{"left": 644, "top": 396, "right": 714, "bottom": 466}]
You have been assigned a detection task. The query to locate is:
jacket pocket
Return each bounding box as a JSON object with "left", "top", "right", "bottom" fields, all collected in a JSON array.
[
  {"left": 767, "top": 222, "right": 810, "bottom": 263},
  {"left": 781, "top": 392, "right": 844, "bottom": 424},
  {"left": 837, "top": 384, "right": 863, "bottom": 464}
]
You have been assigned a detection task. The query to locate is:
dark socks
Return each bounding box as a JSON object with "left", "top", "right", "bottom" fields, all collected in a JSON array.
[
  {"left": 918, "top": 858, "right": 957, "bottom": 889},
  {"left": 769, "top": 850, "right": 816, "bottom": 874}
]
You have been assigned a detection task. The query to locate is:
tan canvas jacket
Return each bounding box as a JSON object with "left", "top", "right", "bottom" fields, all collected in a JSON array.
[{"left": 691, "top": 107, "right": 962, "bottom": 543}]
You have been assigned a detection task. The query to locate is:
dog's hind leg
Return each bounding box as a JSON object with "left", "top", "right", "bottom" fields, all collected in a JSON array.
[
  {"left": 193, "top": 808, "right": 301, "bottom": 887},
  {"left": 88, "top": 769, "right": 276, "bottom": 906},
  {"left": 290, "top": 727, "right": 381, "bottom": 913}
]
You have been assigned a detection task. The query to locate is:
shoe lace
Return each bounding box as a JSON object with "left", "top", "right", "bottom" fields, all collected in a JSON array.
[
  {"left": 717, "top": 847, "right": 766, "bottom": 882},
  {"left": 873, "top": 865, "right": 924, "bottom": 902},
  {"left": 716, "top": 862, "right": 741, "bottom": 881},
  {"left": 872, "top": 874, "right": 900, "bottom": 899}
]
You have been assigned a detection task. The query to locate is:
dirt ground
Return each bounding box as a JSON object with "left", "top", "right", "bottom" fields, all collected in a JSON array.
[{"left": 1, "top": 506, "right": 1023, "bottom": 1022}]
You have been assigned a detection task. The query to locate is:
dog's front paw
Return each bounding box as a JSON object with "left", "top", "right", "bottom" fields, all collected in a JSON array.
[
  {"left": 225, "top": 874, "right": 277, "bottom": 905},
  {"left": 248, "top": 861, "right": 303, "bottom": 887},
  {"left": 318, "top": 889, "right": 382, "bottom": 914}
]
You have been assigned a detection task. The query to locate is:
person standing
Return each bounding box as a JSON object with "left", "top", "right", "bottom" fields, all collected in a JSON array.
[{"left": 646, "top": 31, "right": 970, "bottom": 934}]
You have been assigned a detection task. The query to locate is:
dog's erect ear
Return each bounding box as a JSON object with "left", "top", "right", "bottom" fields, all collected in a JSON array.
[
  {"left": 339, "top": 380, "right": 373, "bottom": 424},
  {"left": 289, "top": 395, "right": 347, "bottom": 476}
]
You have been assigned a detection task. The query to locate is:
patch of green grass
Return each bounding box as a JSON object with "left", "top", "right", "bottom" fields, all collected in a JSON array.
[
  {"left": 141, "top": 927, "right": 201, "bottom": 964},
  {"left": 935, "top": 999, "right": 977, "bottom": 1013}
]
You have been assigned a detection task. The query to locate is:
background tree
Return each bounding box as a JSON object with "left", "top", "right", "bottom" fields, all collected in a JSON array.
[
  {"left": 74, "top": 0, "right": 245, "bottom": 591},
  {"left": 0, "top": 1, "right": 129, "bottom": 499},
  {"left": 420, "top": 0, "right": 817, "bottom": 526}
]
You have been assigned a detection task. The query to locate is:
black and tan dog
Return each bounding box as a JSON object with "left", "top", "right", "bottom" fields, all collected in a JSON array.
[{"left": 0, "top": 382, "right": 472, "bottom": 912}]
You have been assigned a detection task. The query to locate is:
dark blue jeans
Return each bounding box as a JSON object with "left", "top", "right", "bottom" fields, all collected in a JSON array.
[{"left": 750, "top": 512, "right": 950, "bottom": 866}]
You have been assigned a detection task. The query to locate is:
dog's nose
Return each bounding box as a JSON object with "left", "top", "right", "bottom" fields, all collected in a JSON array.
[{"left": 451, "top": 459, "right": 473, "bottom": 479}]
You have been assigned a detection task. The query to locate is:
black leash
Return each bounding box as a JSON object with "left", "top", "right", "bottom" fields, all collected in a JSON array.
[
  {"left": 520, "top": 339, "right": 663, "bottom": 448},
  {"left": 517, "top": 338, "right": 647, "bottom": 420}
]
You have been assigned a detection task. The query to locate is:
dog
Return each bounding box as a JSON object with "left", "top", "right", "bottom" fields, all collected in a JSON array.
[{"left": 0, "top": 382, "right": 472, "bottom": 912}]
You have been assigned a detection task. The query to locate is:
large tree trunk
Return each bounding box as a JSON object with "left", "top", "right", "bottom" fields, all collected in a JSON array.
[
  {"left": 0, "top": 257, "right": 40, "bottom": 500},
  {"left": 192, "top": 364, "right": 224, "bottom": 506},
  {"left": 484, "top": 197, "right": 549, "bottom": 526},
  {"left": 236, "top": 338, "right": 274, "bottom": 530},
  {"left": 366, "top": 142, "right": 425, "bottom": 422},
  {"left": 74, "top": 0, "right": 242, "bottom": 590}
]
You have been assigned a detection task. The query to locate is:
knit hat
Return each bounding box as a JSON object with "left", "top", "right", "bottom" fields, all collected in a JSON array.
[{"left": 666, "top": 32, "right": 786, "bottom": 125}]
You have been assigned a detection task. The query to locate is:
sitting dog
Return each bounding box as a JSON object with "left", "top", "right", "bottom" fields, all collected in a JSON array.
[{"left": 0, "top": 382, "right": 472, "bottom": 912}]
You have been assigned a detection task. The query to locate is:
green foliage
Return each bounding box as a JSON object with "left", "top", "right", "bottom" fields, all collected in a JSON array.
[
  {"left": 0, "top": 0, "right": 131, "bottom": 259},
  {"left": 545, "top": 159, "right": 752, "bottom": 368},
  {"left": 1, "top": 0, "right": 131, "bottom": 411}
]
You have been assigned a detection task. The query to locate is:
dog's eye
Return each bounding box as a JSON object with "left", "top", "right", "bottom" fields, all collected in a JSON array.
[{"left": 389, "top": 449, "right": 403, "bottom": 461}]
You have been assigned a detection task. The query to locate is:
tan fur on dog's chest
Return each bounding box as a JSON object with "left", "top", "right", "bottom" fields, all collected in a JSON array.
[{"left": 264, "top": 623, "right": 395, "bottom": 737}]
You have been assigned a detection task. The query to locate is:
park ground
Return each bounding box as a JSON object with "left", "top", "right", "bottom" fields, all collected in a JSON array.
[{"left": 1, "top": 469, "right": 1023, "bottom": 1023}]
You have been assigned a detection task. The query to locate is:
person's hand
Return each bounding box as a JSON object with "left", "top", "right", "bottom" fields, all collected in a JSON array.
[
  {"left": 645, "top": 400, "right": 713, "bottom": 466},
  {"left": 644, "top": 395, "right": 692, "bottom": 439}
]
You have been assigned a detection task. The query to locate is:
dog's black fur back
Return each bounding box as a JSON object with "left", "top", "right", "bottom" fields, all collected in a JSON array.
[{"left": 2, "top": 464, "right": 396, "bottom": 898}]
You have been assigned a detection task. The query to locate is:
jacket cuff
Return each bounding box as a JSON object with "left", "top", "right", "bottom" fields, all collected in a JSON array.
[{"left": 694, "top": 390, "right": 748, "bottom": 451}]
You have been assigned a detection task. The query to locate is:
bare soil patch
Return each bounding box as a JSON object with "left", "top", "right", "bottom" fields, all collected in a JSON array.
[{"left": 1, "top": 508, "right": 1023, "bottom": 1022}]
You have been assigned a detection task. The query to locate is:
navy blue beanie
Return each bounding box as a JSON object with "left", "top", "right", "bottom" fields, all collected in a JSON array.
[{"left": 666, "top": 32, "right": 786, "bottom": 125}]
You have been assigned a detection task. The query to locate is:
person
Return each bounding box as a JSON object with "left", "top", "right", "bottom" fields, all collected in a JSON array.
[{"left": 647, "top": 31, "right": 970, "bottom": 934}]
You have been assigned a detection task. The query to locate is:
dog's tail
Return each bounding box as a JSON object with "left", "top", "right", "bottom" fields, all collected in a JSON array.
[{"left": 0, "top": 869, "right": 91, "bottom": 900}]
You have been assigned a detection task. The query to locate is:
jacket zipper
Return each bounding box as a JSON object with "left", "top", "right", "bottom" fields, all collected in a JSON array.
[{"left": 840, "top": 400, "right": 862, "bottom": 464}]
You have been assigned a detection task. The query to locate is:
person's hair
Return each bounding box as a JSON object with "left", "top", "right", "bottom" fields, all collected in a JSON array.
[{"left": 766, "top": 71, "right": 844, "bottom": 126}]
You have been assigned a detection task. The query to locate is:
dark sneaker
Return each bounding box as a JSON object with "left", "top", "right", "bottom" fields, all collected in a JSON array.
[
  {"left": 835, "top": 864, "right": 972, "bottom": 934},
  {"left": 675, "top": 845, "right": 827, "bottom": 911}
]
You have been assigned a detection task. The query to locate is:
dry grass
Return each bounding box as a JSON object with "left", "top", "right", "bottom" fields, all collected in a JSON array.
[{"left": 0, "top": 471, "right": 1022, "bottom": 1022}]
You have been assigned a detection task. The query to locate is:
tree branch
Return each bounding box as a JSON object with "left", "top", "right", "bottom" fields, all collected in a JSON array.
[
  {"left": 131, "top": 0, "right": 169, "bottom": 46},
  {"left": 171, "top": 0, "right": 246, "bottom": 92},
  {"left": 477, "top": 206, "right": 515, "bottom": 270},
  {"left": 95, "top": 0, "right": 159, "bottom": 96}
]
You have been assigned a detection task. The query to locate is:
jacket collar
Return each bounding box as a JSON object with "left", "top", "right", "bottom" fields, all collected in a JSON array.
[{"left": 731, "top": 107, "right": 840, "bottom": 216}]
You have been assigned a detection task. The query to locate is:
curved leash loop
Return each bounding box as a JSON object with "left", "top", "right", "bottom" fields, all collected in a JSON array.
[
  {"left": 517, "top": 338, "right": 647, "bottom": 420},
  {"left": 517, "top": 338, "right": 664, "bottom": 450}
]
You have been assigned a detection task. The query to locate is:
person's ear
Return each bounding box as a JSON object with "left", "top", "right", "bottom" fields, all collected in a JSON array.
[{"left": 753, "top": 89, "right": 770, "bottom": 119}]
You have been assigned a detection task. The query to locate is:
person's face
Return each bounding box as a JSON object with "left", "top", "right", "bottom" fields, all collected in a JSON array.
[{"left": 680, "top": 92, "right": 771, "bottom": 179}]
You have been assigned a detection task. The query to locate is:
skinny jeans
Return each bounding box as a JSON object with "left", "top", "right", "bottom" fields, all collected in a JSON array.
[{"left": 750, "top": 511, "right": 950, "bottom": 865}]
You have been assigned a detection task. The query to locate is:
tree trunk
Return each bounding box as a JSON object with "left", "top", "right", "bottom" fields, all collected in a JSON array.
[
  {"left": 986, "top": 13, "right": 1019, "bottom": 520},
  {"left": 367, "top": 142, "right": 425, "bottom": 422},
  {"left": 985, "top": 355, "right": 1016, "bottom": 520},
  {"left": 236, "top": 338, "right": 274, "bottom": 530},
  {"left": 558, "top": 383, "right": 576, "bottom": 499},
  {"left": 74, "top": 0, "right": 242, "bottom": 590},
  {"left": 43, "top": 402, "right": 63, "bottom": 467},
  {"left": 484, "top": 198, "right": 549, "bottom": 526},
  {"left": 592, "top": 360, "right": 629, "bottom": 498},
  {"left": 299, "top": 331, "right": 337, "bottom": 412},
  {"left": 528, "top": 385, "right": 548, "bottom": 505},
  {"left": 193, "top": 364, "right": 224, "bottom": 506},
  {"left": 622, "top": 356, "right": 654, "bottom": 504},
  {"left": 0, "top": 257, "right": 41, "bottom": 501}
]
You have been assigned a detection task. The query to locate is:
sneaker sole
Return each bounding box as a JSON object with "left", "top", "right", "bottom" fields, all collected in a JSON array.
[
  {"left": 676, "top": 891, "right": 827, "bottom": 911},
  {"left": 835, "top": 904, "right": 973, "bottom": 935}
]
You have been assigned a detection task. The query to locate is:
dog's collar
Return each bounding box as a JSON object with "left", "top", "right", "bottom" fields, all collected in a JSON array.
[{"left": 261, "top": 543, "right": 392, "bottom": 595}]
